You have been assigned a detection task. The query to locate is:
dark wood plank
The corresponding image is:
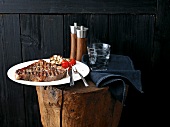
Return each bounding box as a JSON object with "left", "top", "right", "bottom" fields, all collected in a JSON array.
[
  {"left": 0, "top": 14, "right": 9, "bottom": 127},
  {"left": 22, "top": 86, "right": 42, "bottom": 127},
  {"left": 20, "top": 14, "right": 43, "bottom": 61},
  {"left": 20, "top": 15, "right": 43, "bottom": 127},
  {"left": 155, "top": 0, "right": 170, "bottom": 73},
  {"left": 151, "top": 1, "right": 170, "bottom": 125},
  {"left": 109, "top": 14, "right": 155, "bottom": 127},
  {"left": 109, "top": 14, "right": 155, "bottom": 71},
  {"left": 0, "top": 0, "right": 156, "bottom": 14},
  {"left": 41, "top": 15, "right": 64, "bottom": 57},
  {"left": 20, "top": 14, "right": 63, "bottom": 127},
  {"left": 86, "top": 14, "right": 109, "bottom": 44},
  {"left": 0, "top": 14, "right": 26, "bottom": 127},
  {"left": 20, "top": 14, "right": 64, "bottom": 60}
]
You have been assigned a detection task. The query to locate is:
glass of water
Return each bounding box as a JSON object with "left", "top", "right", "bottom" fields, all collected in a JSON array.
[{"left": 87, "top": 43, "right": 111, "bottom": 71}]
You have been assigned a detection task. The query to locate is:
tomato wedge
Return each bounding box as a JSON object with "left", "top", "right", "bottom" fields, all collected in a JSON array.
[
  {"left": 69, "top": 59, "right": 76, "bottom": 66},
  {"left": 61, "top": 59, "right": 70, "bottom": 69}
]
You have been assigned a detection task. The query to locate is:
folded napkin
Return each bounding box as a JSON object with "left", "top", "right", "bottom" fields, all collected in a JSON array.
[{"left": 82, "top": 54, "right": 143, "bottom": 103}]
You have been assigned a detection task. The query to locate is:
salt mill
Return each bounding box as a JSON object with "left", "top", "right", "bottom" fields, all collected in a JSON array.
[
  {"left": 76, "top": 26, "right": 88, "bottom": 61},
  {"left": 70, "top": 22, "right": 78, "bottom": 59}
]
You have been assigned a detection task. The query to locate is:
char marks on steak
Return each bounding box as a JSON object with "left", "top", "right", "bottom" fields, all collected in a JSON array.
[{"left": 15, "top": 59, "right": 67, "bottom": 82}]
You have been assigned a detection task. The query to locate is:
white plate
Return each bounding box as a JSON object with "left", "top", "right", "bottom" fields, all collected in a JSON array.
[{"left": 7, "top": 59, "right": 90, "bottom": 86}]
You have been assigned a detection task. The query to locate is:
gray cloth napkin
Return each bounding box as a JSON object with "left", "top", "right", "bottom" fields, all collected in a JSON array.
[{"left": 82, "top": 54, "right": 143, "bottom": 103}]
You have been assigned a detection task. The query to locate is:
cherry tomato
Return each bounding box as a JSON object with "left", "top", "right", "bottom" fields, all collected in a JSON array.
[
  {"left": 69, "top": 59, "right": 76, "bottom": 66},
  {"left": 61, "top": 59, "right": 70, "bottom": 69}
]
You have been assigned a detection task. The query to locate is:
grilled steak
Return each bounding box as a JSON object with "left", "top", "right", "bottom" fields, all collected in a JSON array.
[{"left": 15, "top": 59, "right": 67, "bottom": 82}]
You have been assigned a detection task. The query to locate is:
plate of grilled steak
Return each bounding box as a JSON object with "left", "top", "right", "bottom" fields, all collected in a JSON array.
[{"left": 7, "top": 57, "right": 90, "bottom": 86}]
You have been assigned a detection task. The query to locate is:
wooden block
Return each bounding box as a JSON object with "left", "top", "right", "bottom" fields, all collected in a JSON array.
[{"left": 36, "top": 79, "right": 126, "bottom": 127}]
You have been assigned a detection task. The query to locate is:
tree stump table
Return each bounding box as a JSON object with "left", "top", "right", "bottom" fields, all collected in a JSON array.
[{"left": 36, "top": 79, "right": 126, "bottom": 127}]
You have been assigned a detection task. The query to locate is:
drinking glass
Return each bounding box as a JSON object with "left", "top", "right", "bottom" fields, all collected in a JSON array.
[{"left": 87, "top": 43, "right": 111, "bottom": 71}]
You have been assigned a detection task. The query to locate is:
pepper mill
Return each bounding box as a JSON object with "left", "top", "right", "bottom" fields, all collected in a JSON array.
[
  {"left": 76, "top": 26, "right": 88, "bottom": 61},
  {"left": 70, "top": 22, "right": 78, "bottom": 59}
]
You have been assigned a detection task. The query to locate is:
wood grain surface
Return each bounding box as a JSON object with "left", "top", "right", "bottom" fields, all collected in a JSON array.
[{"left": 36, "top": 80, "right": 126, "bottom": 127}]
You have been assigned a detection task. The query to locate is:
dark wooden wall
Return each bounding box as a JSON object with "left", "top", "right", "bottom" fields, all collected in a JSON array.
[{"left": 0, "top": 0, "right": 169, "bottom": 127}]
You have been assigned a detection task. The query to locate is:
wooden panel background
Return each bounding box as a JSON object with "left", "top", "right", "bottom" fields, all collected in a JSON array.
[
  {"left": 0, "top": 0, "right": 169, "bottom": 127},
  {"left": 0, "top": 0, "right": 156, "bottom": 14}
]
